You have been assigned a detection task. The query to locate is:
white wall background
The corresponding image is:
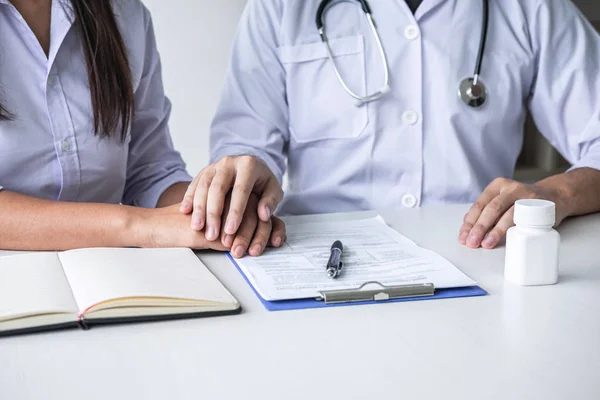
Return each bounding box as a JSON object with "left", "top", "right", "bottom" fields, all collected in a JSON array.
[
  {"left": 142, "top": 0, "right": 247, "bottom": 175},
  {"left": 142, "top": 0, "right": 600, "bottom": 176}
]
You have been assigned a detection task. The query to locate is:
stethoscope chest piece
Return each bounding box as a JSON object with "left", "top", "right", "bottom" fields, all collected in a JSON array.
[{"left": 459, "top": 77, "right": 488, "bottom": 108}]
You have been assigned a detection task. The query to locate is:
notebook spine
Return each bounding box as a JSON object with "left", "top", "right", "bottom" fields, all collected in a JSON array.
[{"left": 77, "top": 317, "right": 90, "bottom": 330}]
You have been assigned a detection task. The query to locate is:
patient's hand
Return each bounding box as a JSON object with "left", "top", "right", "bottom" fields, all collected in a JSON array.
[{"left": 220, "top": 192, "right": 286, "bottom": 258}]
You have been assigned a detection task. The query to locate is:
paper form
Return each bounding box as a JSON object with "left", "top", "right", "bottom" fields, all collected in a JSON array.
[{"left": 235, "top": 216, "right": 476, "bottom": 301}]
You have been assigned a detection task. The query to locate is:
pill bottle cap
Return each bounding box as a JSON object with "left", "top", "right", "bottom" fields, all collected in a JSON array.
[{"left": 513, "top": 199, "right": 556, "bottom": 227}]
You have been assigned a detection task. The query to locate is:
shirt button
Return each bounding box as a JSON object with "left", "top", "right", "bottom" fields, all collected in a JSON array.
[
  {"left": 402, "top": 194, "right": 418, "bottom": 208},
  {"left": 61, "top": 140, "right": 71, "bottom": 152},
  {"left": 47, "top": 75, "right": 57, "bottom": 87},
  {"left": 402, "top": 110, "right": 419, "bottom": 125},
  {"left": 404, "top": 25, "right": 420, "bottom": 40}
]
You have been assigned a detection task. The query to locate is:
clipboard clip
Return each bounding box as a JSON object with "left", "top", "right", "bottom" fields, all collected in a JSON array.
[{"left": 317, "top": 281, "right": 435, "bottom": 304}]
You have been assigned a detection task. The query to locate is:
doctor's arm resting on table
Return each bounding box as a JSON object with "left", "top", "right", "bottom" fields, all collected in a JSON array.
[
  {"left": 199, "top": 0, "right": 600, "bottom": 250},
  {"left": 0, "top": 0, "right": 284, "bottom": 255},
  {"left": 459, "top": 3, "right": 600, "bottom": 249}
]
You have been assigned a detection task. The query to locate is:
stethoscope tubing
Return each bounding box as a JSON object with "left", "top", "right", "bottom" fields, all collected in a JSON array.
[{"left": 316, "top": 0, "right": 490, "bottom": 108}]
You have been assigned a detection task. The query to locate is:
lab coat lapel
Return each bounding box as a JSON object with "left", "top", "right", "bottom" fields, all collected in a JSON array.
[{"left": 414, "top": 0, "right": 448, "bottom": 20}]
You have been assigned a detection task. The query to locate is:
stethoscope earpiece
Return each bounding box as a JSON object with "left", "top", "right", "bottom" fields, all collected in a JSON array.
[{"left": 459, "top": 77, "right": 488, "bottom": 108}]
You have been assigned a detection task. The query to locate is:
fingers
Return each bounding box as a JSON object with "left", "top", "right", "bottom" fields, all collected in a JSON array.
[
  {"left": 481, "top": 207, "right": 515, "bottom": 249},
  {"left": 202, "top": 232, "right": 230, "bottom": 251},
  {"left": 220, "top": 194, "right": 235, "bottom": 249},
  {"left": 257, "top": 178, "right": 284, "bottom": 222},
  {"left": 205, "top": 166, "right": 236, "bottom": 241},
  {"left": 189, "top": 156, "right": 282, "bottom": 247},
  {"left": 229, "top": 203, "right": 258, "bottom": 259},
  {"left": 460, "top": 178, "right": 535, "bottom": 249},
  {"left": 223, "top": 166, "right": 257, "bottom": 236},
  {"left": 198, "top": 235, "right": 228, "bottom": 252},
  {"left": 459, "top": 190, "right": 497, "bottom": 245},
  {"left": 269, "top": 216, "right": 286, "bottom": 248},
  {"left": 464, "top": 195, "right": 513, "bottom": 248},
  {"left": 248, "top": 218, "right": 272, "bottom": 257},
  {"left": 190, "top": 168, "right": 215, "bottom": 231},
  {"left": 180, "top": 175, "right": 199, "bottom": 214}
]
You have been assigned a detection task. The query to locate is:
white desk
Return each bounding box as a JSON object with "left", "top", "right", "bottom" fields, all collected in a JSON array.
[{"left": 1, "top": 204, "right": 599, "bottom": 400}]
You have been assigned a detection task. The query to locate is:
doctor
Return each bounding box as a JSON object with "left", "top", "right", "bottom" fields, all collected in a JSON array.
[{"left": 185, "top": 0, "right": 600, "bottom": 251}]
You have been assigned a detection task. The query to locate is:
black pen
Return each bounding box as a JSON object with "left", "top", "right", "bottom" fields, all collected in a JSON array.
[{"left": 326, "top": 240, "right": 344, "bottom": 279}]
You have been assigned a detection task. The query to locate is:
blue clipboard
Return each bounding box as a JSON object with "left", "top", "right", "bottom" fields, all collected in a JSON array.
[{"left": 227, "top": 254, "right": 488, "bottom": 311}]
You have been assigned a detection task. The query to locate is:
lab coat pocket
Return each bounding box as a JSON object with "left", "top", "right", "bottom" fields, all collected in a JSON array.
[{"left": 279, "top": 35, "right": 368, "bottom": 143}]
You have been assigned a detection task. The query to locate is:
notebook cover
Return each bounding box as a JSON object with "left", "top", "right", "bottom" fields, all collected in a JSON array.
[
  {"left": 81, "top": 306, "right": 242, "bottom": 328},
  {"left": 227, "top": 254, "right": 487, "bottom": 311},
  {"left": 0, "top": 307, "right": 241, "bottom": 337},
  {"left": 0, "top": 321, "right": 80, "bottom": 338}
]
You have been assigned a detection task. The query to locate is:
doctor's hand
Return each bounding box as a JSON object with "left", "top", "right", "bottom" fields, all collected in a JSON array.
[
  {"left": 458, "top": 178, "right": 568, "bottom": 249},
  {"left": 179, "top": 156, "right": 283, "bottom": 241}
]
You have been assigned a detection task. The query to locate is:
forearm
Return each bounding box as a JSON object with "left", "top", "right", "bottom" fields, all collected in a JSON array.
[
  {"left": 156, "top": 181, "right": 191, "bottom": 208},
  {"left": 0, "top": 191, "right": 148, "bottom": 251},
  {"left": 535, "top": 167, "right": 600, "bottom": 218}
]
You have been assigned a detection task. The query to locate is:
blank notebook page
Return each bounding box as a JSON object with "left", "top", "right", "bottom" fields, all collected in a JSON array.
[
  {"left": 0, "top": 252, "right": 78, "bottom": 321},
  {"left": 58, "top": 248, "right": 237, "bottom": 313}
]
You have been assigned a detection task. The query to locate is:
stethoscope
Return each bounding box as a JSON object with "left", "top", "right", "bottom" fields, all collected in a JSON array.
[{"left": 316, "top": 0, "right": 490, "bottom": 108}]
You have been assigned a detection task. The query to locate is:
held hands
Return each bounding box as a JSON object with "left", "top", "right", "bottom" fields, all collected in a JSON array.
[
  {"left": 142, "top": 193, "right": 285, "bottom": 257},
  {"left": 458, "top": 178, "right": 568, "bottom": 249},
  {"left": 220, "top": 192, "right": 286, "bottom": 258},
  {"left": 179, "top": 156, "right": 283, "bottom": 242}
]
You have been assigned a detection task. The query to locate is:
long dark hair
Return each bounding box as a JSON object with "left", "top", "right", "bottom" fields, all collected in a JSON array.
[{"left": 0, "top": 0, "right": 134, "bottom": 141}]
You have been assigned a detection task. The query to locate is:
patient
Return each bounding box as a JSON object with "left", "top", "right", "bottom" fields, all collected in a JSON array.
[{"left": 0, "top": 0, "right": 284, "bottom": 256}]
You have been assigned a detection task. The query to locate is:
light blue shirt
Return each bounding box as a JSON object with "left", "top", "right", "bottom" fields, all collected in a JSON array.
[
  {"left": 210, "top": 0, "right": 600, "bottom": 215},
  {"left": 0, "top": 0, "right": 191, "bottom": 207}
]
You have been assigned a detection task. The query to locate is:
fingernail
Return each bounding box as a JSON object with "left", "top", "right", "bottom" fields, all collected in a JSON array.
[
  {"left": 225, "top": 220, "right": 236, "bottom": 235},
  {"left": 206, "top": 226, "right": 217, "bottom": 241},
  {"left": 459, "top": 231, "right": 469, "bottom": 243},
  {"left": 467, "top": 235, "right": 479, "bottom": 247},
  {"left": 191, "top": 214, "right": 202, "bottom": 228},
  {"left": 180, "top": 201, "right": 190, "bottom": 211},
  {"left": 224, "top": 234, "right": 234, "bottom": 247},
  {"left": 483, "top": 235, "right": 496, "bottom": 247},
  {"left": 233, "top": 245, "right": 244, "bottom": 258},
  {"left": 251, "top": 244, "right": 262, "bottom": 256},
  {"left": 265, "top": 206, "right": 272, "bottom": 219},
  {"left": 273, "top": 236, "right": 282, "bottom": 247}
]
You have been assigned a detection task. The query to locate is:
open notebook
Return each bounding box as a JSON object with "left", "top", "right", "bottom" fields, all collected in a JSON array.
[{"left": 0, "top": 248, "right": 240, "bottom": 337}]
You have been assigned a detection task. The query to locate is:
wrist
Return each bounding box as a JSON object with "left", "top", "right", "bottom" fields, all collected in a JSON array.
[
  {"left": 119, "top": 206, "right": 153, "bottom": 248},
  {"left": 533, "top": 173, "right": 576, "bottom": 221}
]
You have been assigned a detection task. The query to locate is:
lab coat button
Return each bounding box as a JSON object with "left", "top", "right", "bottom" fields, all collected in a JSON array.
[
  {"left": 404, "top": 25, "right": 420, "bottom": 40},
  {"left": 61, "top": 140, "right": 71, "bottom": 152},
  {"left": 402, "top": 194, "right": 418, "bottom": 208},
  {"left": 403, "top": 110, "right": 419, "bottom": 125}
]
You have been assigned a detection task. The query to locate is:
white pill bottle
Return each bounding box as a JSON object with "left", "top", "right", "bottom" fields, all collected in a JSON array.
[{"left": 504, "top": 199, "right": 560, "bottom": 286}]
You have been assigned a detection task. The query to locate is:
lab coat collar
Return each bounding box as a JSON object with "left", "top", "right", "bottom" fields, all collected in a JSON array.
[{"left": 415, "top": 0, "right": 447, "bottom": 21}]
